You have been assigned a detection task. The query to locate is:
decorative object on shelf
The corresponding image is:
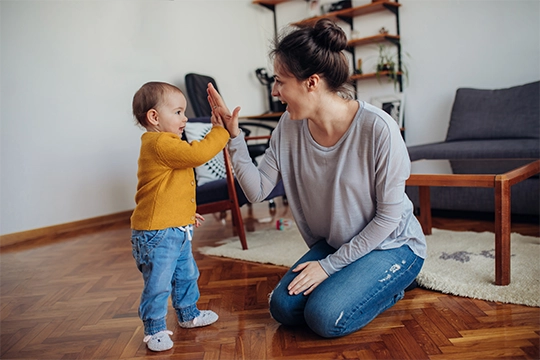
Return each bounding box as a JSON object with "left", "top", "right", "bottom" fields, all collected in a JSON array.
[
  {"left": 376, "top": 44, "right": 395, "bottom": 73},
  {"left": 354, "top": 58, "right": 363, "bottom": 75},
  {"left": 255, "top": 68, "right": 286, "bottom": 113},
  {"left": 320, "top": 2, "right": 332, "bottom": 14},
  {"left": 375, "top": 44, "right": 409, "bottom": 89},
  {"left": 308, "top": 0, "right": 320, "bottom": 17},
  {"left": 320, "top": 0, "right": 352, "bottom": 14},
  {"left": 328, "top": 0, "right": 351, "bottom": 12},
  {"left": 371, "top": 93, "right": 404, "bottom": 128},
  {"left": 379, "top": 27, "right": 389, "bottom": 35}
]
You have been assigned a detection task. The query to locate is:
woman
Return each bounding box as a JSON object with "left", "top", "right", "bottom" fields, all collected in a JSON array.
[{"left": 208, "top": 18, "right": 426, "bottom": 338}]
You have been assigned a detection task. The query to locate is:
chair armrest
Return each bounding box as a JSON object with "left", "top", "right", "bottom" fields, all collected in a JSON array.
[
  {"left": 239, "top": 122, "right": 276, "bottom": 132},
  {"left": 239, "top": 122, "right": 274, "bottom": 141},
  {"left": 245, "top": 135, "right": 271, "bottom": 141}
]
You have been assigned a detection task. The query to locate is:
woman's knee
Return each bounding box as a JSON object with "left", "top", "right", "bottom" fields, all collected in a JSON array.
[
  {"left": 268, "top": 283, "right": 306, "bottom": 327},
  {"left": 304, "top": 299, "right": 387, "bottom": 338},
  {"left": 303, "top": 301, "right": 356, "bottom": 338},
  {"left": 302, "top": 282, "right": 406, "bottom": 338}
]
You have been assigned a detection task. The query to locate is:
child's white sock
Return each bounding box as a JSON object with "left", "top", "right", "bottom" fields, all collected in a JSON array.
[
  {"left": 143, "top": 330, "right": 173, "bottom": 351},
  {"left": 178, "top": 310, "right": 218, "bottom": 329}
]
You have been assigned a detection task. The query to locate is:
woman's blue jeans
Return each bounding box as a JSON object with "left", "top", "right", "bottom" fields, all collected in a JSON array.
[
  {"left": 131, "top": 227, "right": 201, "bottom": 336},
  {"left": 269, "top": 241, "right": 423, "bottom": 338}
]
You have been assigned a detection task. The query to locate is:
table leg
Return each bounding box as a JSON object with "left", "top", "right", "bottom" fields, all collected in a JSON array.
[
  {"left": 495, "top": 176, "right": 511, "bottom": 286},
  {"left": 418, "top": 186, "right": 432, "bottom": 235}
]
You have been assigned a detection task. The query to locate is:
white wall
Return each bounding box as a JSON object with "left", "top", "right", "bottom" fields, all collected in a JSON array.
[
  {"left": 1, "top": 0, "right": 538, "bottom": 235},
  {"left": 0, "top": 0, "right": 274, "bottom": 235}
]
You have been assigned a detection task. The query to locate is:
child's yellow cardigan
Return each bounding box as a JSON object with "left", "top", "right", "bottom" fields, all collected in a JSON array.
[{"left": 131, "top": 127, "right": 229, "bottom": 230}]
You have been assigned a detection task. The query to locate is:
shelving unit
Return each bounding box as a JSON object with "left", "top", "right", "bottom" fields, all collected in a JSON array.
[
  {"left": 255, "top": 1, "right": 403, "bottom": 89},
  {"left": 292, "top": 1, "right": 400, "bottom": 27},
  {"left": 253, "top": 0, "right": 405, "bottom": 131},
  {"left": 294, "top": 2, "right": 402, "bottom": 91}
]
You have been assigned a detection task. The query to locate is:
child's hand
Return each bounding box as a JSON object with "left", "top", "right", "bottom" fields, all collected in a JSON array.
[
  {"left": 207, "top": 83, "right": 241, "bottom": 138},
  {"left": 211, "top": 113, "right": 224, "bottom": 128},
  {"left": 194, "top": 213, "right": 205, "bottom": 228}
]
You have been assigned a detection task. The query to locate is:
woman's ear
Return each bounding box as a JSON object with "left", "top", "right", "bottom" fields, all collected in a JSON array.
[
  {"left": 306, "top": 74, "right": 320, "bottom": 92},
  {"left": 146, "top": 109, "right": 159, "bottom": 126}
]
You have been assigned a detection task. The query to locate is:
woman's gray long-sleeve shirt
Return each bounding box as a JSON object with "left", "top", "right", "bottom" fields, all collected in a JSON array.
[{"left": 228, "top": 101, "right": 426, "bottom": 275}]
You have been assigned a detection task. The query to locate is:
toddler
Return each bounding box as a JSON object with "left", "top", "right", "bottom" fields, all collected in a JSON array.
[{"left": 130, "top": 81, "right": 229, "bottom": 351}]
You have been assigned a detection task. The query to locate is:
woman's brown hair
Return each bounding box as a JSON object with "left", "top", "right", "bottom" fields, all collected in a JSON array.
[{"left": 270, "top": 18, "right": 352, "bottom": 96}]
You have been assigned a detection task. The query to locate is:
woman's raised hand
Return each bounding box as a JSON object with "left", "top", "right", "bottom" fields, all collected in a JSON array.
[{"left": 207, "top": 83, "right": 241, "bottom": 138}]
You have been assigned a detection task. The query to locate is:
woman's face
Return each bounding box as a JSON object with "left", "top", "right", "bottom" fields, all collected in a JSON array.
[{"left": 271, "top": 59, "right": 308, "bottom": 120}]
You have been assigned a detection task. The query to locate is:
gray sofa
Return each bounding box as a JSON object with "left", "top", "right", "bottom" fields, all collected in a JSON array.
[{"left": 406, "top": 80, "right": 540, "bottom": 216}]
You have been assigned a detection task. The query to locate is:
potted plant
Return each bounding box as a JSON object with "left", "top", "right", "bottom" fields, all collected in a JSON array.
[{"left": 375, "top": 44, "right": 409, "bottom": 89}]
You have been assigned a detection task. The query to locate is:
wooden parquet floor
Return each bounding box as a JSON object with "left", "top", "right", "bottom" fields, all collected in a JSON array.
[{"left": 1, "top": 202, "right": 539, "bottom": 360}]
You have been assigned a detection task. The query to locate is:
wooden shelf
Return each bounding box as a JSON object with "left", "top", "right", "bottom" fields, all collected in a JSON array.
[
  {"left": 240, "top": 112, "right": 283, "bottom": 121},
  {"left": 253, "top": 0, "right": 405, "bottom": 135},
  {"left": 293, "top": 1, "right": 401, "bottom": 27},
  {"left": 351, "top": 70, "right": 402, "bottom": 81},
  {"left": 252, "top": 0, "right": 290, "bottom": 7},
  {"left": 348, "top": 34, "right": 400, "bottom": 47},
  {"left": 337, "top": 1, "right": 400, "bottom": 17}
]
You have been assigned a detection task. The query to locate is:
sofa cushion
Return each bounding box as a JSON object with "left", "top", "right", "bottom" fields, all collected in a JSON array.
[
  {"left": 446, "top": 81, "right": 540, "bottom": 141},
  {"left": 407, "top": 139, "right": 540, "bottom": 161}
]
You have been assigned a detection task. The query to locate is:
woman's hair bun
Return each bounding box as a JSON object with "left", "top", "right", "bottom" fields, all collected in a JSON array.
[{"left": 312, "top": 18, "right": 347, "bottom": 52}]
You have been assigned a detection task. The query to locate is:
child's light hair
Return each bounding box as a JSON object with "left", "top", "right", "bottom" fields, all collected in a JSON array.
[{"left": 132, "top": 82, "right": 183, "bottom": 128}]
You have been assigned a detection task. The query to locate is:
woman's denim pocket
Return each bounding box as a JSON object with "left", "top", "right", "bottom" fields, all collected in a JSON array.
[{"left": 131, "top": 229, "right": 165, "bottom": 271}]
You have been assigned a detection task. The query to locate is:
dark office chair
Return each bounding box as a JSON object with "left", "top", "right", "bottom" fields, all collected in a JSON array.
[
  {"left": 184, "top": 73, "right": 217, "bottom": 119},
  {"left": 185, "top": 73, "right": 285, "bottom": 209}
]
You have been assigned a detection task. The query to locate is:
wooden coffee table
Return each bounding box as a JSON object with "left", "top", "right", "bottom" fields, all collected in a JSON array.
[{"left": 406, "top": 158, "right": 540, "bottom": 286}]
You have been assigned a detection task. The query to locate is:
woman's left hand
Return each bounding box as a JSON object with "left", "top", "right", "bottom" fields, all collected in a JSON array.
[{"left": 288, "top": 261, "right": 329, "bottom": 296}]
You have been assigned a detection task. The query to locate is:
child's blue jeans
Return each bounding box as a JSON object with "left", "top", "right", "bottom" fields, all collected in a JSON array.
[
  {"left": 131, "top": 226, "right": 201, "bottom": 336},
  {"left": 269, "top": 241, "right": 423, "bottom": 338}
]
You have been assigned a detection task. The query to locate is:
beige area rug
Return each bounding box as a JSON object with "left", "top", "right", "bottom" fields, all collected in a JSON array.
[{"left": 199, "top": 224, "right": 540, "bottom": 307}]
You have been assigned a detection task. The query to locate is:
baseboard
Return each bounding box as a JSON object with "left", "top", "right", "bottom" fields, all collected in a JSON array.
[{"left": 0, "top": 210, "right": 133, "bottom": 248}]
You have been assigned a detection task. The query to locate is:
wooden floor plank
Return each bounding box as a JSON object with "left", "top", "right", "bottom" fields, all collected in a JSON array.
[
  {"left": 401, "top": 318, "right": 442, "bottom": 356},
  {"left": 1, "top": 202, "right": 539, "bottom": 359}
]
